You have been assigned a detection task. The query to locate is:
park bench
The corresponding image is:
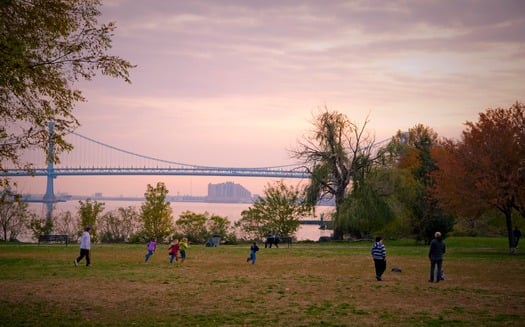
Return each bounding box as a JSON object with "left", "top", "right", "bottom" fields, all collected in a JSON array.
[
  {"left": 281, "top": 236, "right": 293, "bottom": 248},
  {"left": 38, "top": 234, "right": 69, "bottom": 246}
]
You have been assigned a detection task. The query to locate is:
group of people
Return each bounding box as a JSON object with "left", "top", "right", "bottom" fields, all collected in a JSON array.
[
  {"left": 72, "top": 225, "right": 519, "bottom": 281},
  {"left": 264, "top": 231, "right": 280, "bottom": 248},
  {"left": 72, "top": 226, "right": 189, "bottom": 267},
  {"left": 144, "top": 237, "right": 189, "bottom": 264},
  {"left": 371, "top": 231, "right": 446, "bottom": 283}
]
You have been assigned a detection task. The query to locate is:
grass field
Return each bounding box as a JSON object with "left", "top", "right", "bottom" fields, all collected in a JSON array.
[{"left": 1, "top": 237, "right": 524, "bottom": 326}]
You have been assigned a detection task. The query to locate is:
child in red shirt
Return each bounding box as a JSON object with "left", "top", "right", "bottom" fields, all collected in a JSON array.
[{"left": 168, "top": 239, "right": 180, "bottom": 264}]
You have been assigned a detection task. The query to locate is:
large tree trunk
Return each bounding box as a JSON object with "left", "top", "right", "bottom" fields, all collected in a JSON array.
[
  {"left": 503, "top": 207, "right": 515, "bottom": 254},
  {"left": 332, "top": 188, "right": 347, "bottom": 240}
]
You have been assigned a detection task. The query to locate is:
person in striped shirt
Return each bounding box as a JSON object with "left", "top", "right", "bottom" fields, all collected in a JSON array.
[{"left": 371, "top": 236, "right": 387, "bottom": 281}]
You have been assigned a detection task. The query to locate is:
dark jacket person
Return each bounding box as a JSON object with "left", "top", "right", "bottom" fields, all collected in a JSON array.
[{"left": 428, "top": 231, "right": 446, "bottom": 283}]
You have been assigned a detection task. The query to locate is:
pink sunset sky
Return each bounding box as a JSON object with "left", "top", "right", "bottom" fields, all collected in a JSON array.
[{"left": 15, "top": 0, "right": 525, "bottom": 197}]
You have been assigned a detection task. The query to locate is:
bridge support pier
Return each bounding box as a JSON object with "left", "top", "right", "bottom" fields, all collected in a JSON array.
[{"left": 42, "top": 121, "right": 57, "bottom": 232}]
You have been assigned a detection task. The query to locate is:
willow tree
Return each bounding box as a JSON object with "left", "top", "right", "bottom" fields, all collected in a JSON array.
[
  {"left": 337, "top": 172, "right": 395, "bottom": 238},
  {"left": 0, "top": 0, "right": 134, "bottom": 189},
  {"left": 292, "top": 109, "right": 376, "bottom": 239}
]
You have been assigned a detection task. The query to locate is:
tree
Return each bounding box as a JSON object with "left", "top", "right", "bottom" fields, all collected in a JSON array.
[
  {"left": 432, "top": 102, "right": 525, "bottom": 253},
  {"left": 381, "top": 126, "right": 454, "bottom": 242},
  {"left": 175, "top": 211, "right": 209, "bottom": 244},
  {"left": 236, "top": 181, "right": 312, "bottom": 240},
  {"left": 337, "top": 172, "right": 394, "bottom": 238},
  {"left": 140, "top": 182, "right": 174, "bottom": 242},
  {"left": 0, "top": 191, "right": 32, "bottom": 241},
  {"left": 206, "top": 214, "right": 236, "bottom": 244},
  {"left": 368, "top": 168, "right": 419, "bottom": 238},
  {"left": 77, "top": 199, "right": 104, "bottom": 242},
  {"left": 174, "top": 211, "right": 236, "bottom": 244},
  {"left": 292, "top": 109, "right": 376, "bottom": 239},
  {"left": 235, "top": 206, "right": 266, "bottom": 241},
  {"left": 53, "top": 210, "right": 78, "bottom": 241},
  {"left": 28, "top": 214, "right": 52, "bottom": 241},
  {"left": 0, "top": 0, "right": 133, "bottom": 190},
  {"left": 99, "top": 206, "right": 140, "bottom": 243}
]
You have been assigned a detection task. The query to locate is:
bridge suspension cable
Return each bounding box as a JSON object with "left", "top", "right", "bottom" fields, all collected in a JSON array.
[
  {"left": 68, "top": 130, "right": 304, "bottom": 171},
  {"left": 2, "top": 125, "right": 393, "bottom": 179}
]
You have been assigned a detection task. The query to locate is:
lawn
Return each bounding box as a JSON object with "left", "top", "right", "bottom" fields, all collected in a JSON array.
[{"left": 1, "top": 237, "right": 524, "bottom": 326}]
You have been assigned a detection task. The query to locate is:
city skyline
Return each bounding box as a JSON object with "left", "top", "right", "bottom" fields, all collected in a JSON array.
[{"left": 22, "top": 179, "right": 267, "bottom": 199}]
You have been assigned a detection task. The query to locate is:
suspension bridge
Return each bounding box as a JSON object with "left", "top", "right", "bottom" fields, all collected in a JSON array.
[
  {"left": 2, "top": 122, "right": 310, "bottom": 216},
  {"left": 2, "top": 122, "right": 392, "bottom": 223}
]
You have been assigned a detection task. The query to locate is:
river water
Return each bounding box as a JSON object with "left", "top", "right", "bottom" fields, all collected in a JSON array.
[{"left": 28, "top": 201, "right": 335, "bottom": 241}]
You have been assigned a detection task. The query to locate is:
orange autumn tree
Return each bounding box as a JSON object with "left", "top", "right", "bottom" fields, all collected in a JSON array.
[
  {"left": 432, "top": 102, "right": 525, "bottom": 253},
  {"left": 430, "top": 141, "right": 490, "bottom": 230}
]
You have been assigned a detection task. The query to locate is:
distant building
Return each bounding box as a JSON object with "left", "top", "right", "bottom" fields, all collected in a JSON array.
[{"left": 207, "top": 182, "right": 252, "bottom": 203}]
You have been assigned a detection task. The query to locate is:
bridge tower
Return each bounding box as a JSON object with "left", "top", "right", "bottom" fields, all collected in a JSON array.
[{"left": 42, "top": 121, "right": 57, "bottom": 227}]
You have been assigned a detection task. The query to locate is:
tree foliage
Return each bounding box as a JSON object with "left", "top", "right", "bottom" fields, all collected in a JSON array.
[
  {"left": 337, "top": 171, "right": 394, "bottom": 238},
  {"left": 28, "top": 214, "right": 53, "bottom": 241},
  {"left": 53, "top": 210, "right": 77, "bottom": 241},
  {"left": 77, "top": 199, "right": 104, "bottom": 242},
  {"left": 175, "top": 211, "right": 208, "bottom": 243},
  {"left": 370, "top": 168, "right": 418, "bottom": 238},
  {"left": 236, "top": 181, "right": 312, "bottom": 240},
  {"left": 99, "top": 206, "right": 140, "bottom": 243},
  {"left": 174, "top": 211, "right": 235, "bottom": 244},
  {"left": 140, "top": 182, "right": 174, "bottom": 242},
  {"left": 206, "top": 213, "right": 236, "bottom": 243},
  {"left": 0, "top": 0, "right": 133, "bottom": 190},
  {"left": 0, "top": 191, "right": 33, "bottom": 241},
  {"left": 292, "top": 109, "right": 376, "bottom": 239},
  {"left": 377, "top": 125, "right": 454, "bottom": 242},
  {"left": 432, "top": 102, "right": 525, "bottom": 252}
]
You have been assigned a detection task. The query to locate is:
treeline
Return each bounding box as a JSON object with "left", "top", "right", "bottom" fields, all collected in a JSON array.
[
  {"left": 0, "top": 182, "right": 237, "bottom": 245},
  {"left": 1, "top": 103, "right": 524, "bottom": 252},
  {"left": 291, "top": 103, "right": 524, "bottom": 253}
]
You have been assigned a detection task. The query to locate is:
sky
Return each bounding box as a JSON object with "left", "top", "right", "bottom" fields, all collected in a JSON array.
[{"left": 16, "top": 0, "right": 525, "bottom": 197}]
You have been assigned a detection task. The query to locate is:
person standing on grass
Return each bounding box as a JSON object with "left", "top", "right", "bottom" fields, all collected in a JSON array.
[
  {"left": 428, "top": 231, "right": 446, "bottom": 283},
  {"left": 246, "top": 241, "right": 259, "bottom": 264},
  {"left": 74, "top": 226, "right": 92, "bottom": 267},
  {"left": 144, "top": 238, "right": 157, "bottom": 263},
  {"left": 179, "top": 237, "right": 189, "bottom": 263},
  {"left": 168, "top": 239, "right": 180, "bottom": 264},
  {"left": 371, "top": 236, "right": 387, "bottom": 281}
]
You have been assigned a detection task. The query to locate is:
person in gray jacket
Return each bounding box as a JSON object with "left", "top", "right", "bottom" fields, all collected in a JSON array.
[{"left": 428, "top": 231, "right": 446, "bottom": 282}]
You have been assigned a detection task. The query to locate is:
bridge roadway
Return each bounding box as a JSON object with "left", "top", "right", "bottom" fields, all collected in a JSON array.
[{"left": 2, "top": 166, "right": 309, "bottom": 179}]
